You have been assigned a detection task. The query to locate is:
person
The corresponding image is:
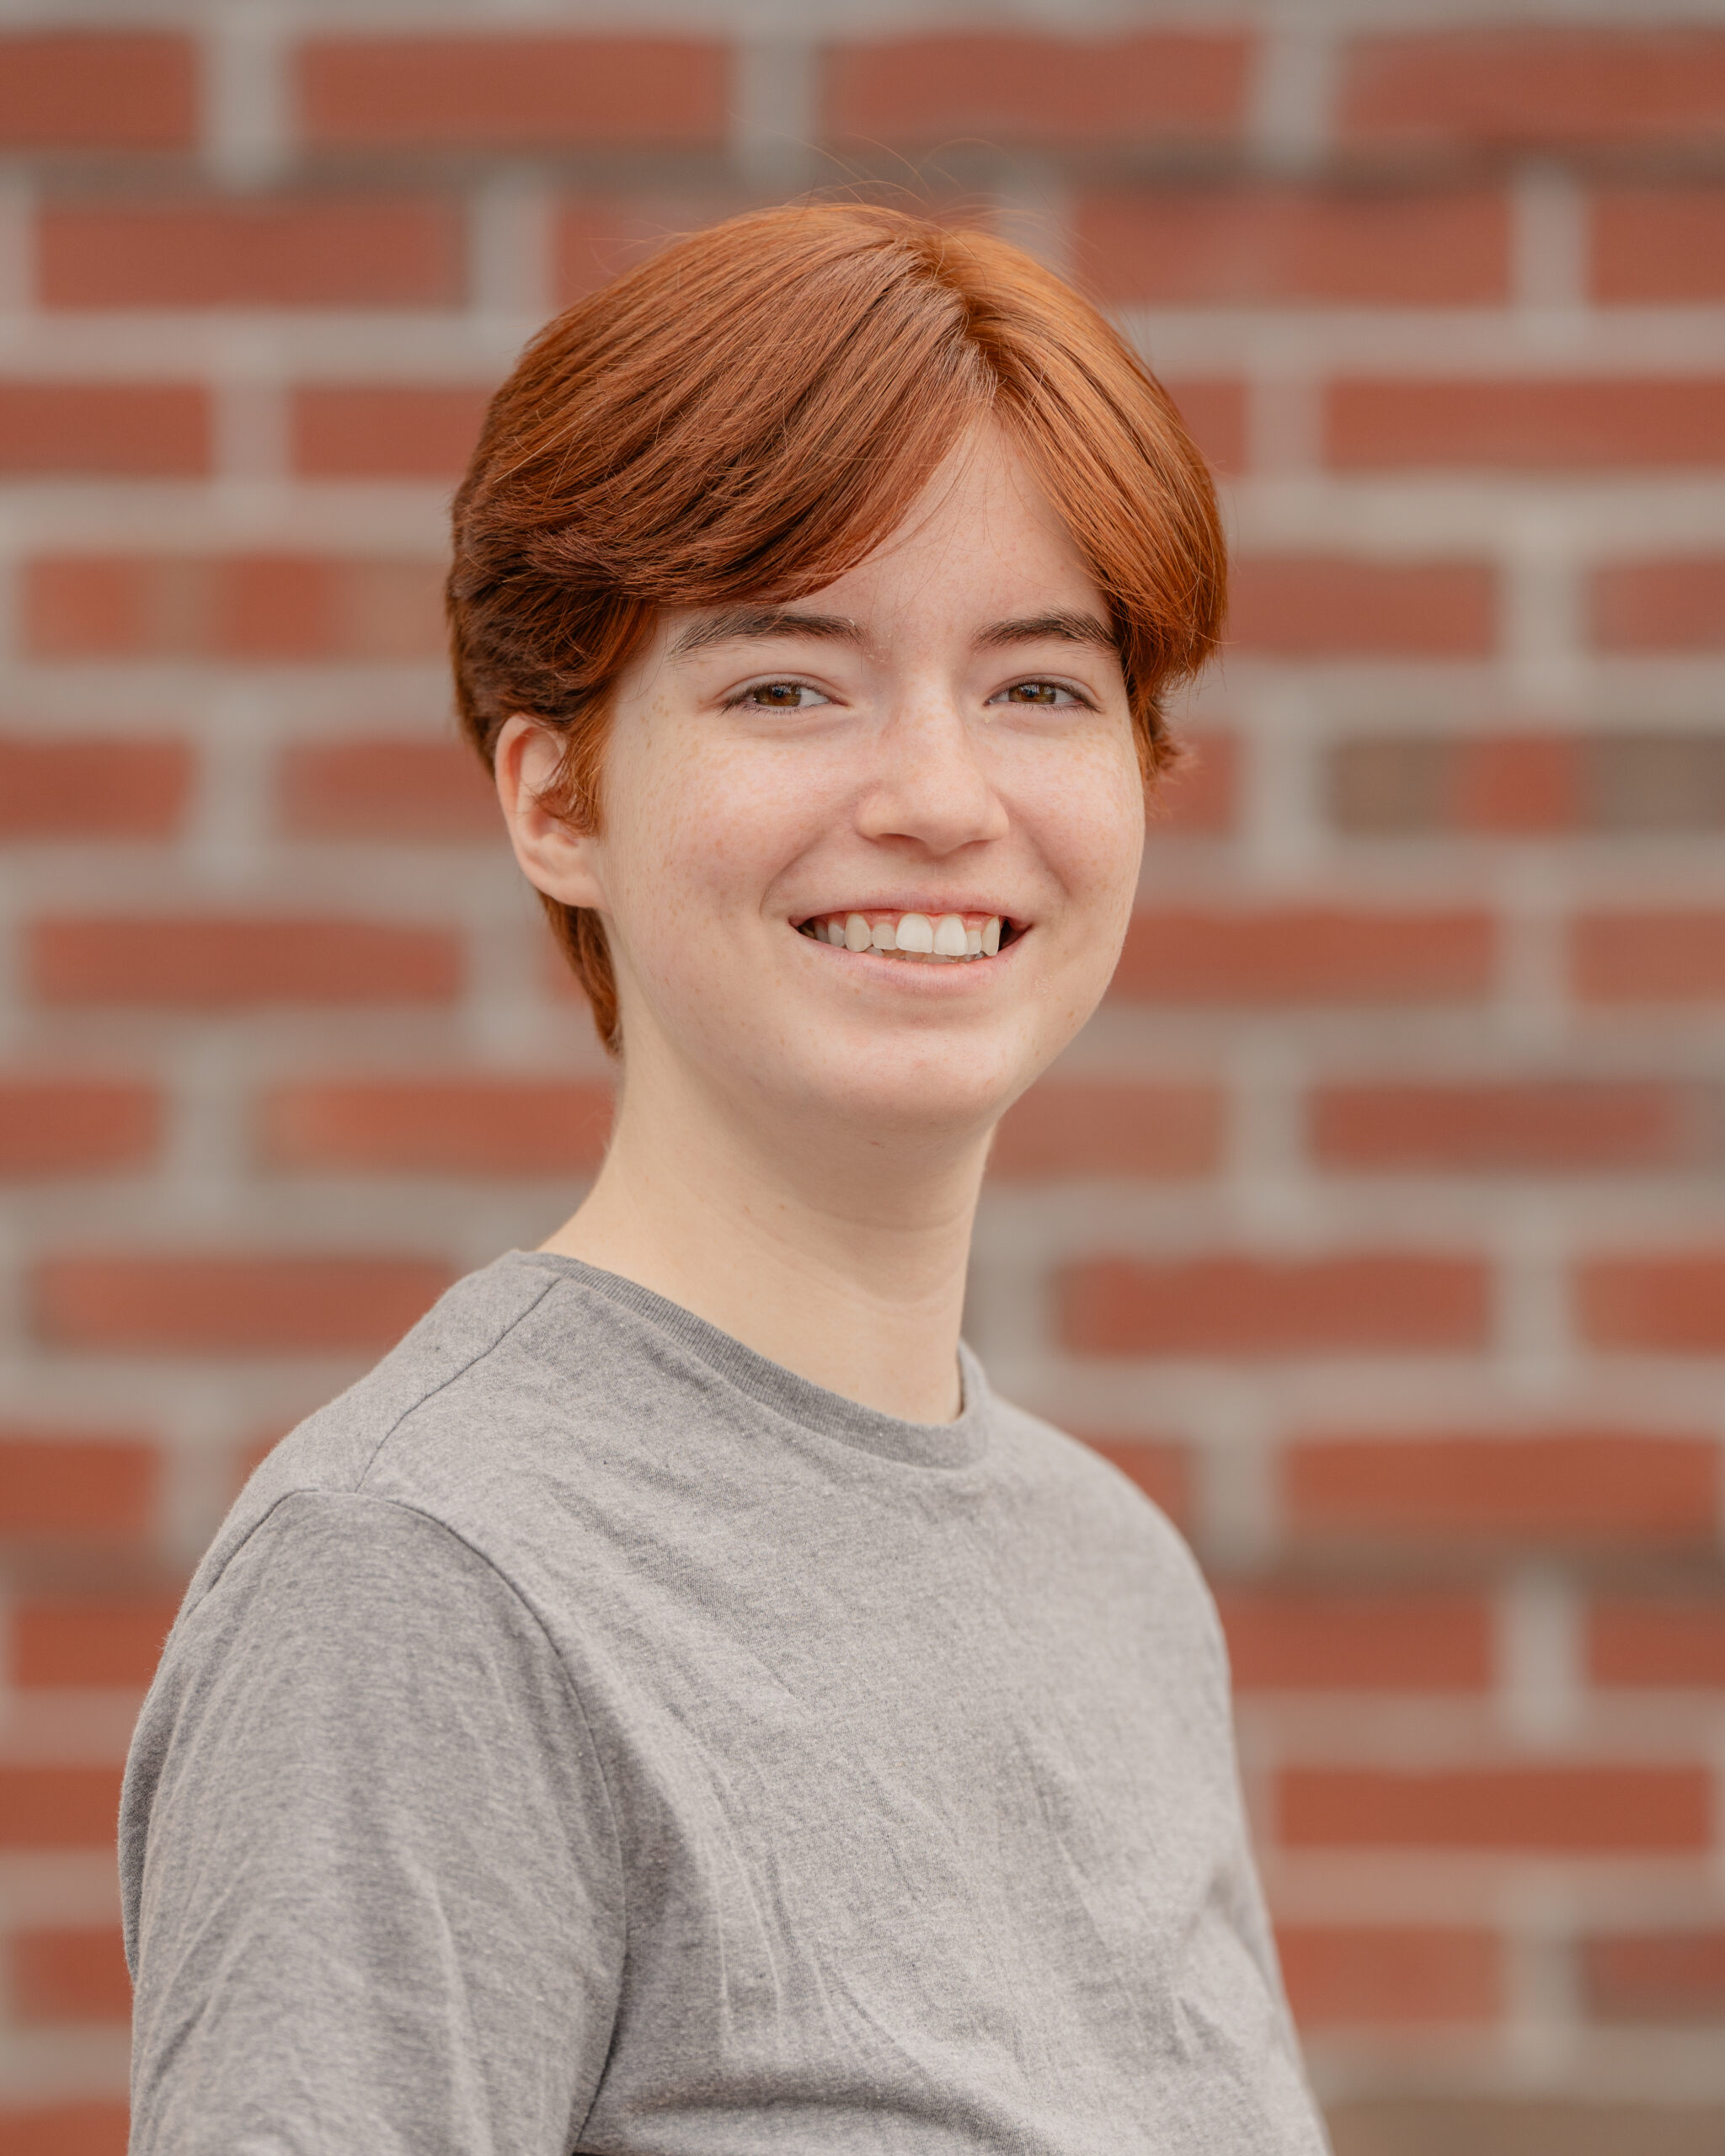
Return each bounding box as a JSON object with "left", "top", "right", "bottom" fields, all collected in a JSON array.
[{"left": 120, "top": 204, "right": 1328, "bottom": 2154}]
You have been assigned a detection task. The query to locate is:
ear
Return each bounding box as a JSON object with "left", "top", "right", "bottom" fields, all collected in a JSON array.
[{"left": 494, "top": 714, "right": 609, "bottom": 912}]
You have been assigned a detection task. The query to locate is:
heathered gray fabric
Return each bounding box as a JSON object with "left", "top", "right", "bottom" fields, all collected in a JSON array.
[{"left": 121, "top": 1251, "right": 1328, "bottom": 2155}]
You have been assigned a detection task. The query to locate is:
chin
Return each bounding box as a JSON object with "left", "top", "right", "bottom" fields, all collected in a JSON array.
[{"left": 793, "top": 1032, "right": 1038, "bottom": 1144}]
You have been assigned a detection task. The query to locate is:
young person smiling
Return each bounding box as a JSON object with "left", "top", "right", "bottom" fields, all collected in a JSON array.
[{"left": 121, "top": 206, "right": 1328, "bottom": 2154}]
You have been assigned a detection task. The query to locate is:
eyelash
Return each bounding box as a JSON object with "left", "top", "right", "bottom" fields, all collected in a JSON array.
[
  {"left": 721, "top": 677, "right": 1095, "bottom": 712},
  {"left": 990, "top": 680, "right": 1090, "bottom": 709},
  {"left": 722, "top": 679, "right": 830, "bottom": 711}
]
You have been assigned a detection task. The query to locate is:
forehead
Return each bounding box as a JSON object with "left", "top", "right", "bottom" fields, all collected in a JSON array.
[
  {"left": 828, "top": 427, "right": 1097, "bottom": 606},
  {"left": 664, "top": 430, "right": 1109, "bottom": 657}
]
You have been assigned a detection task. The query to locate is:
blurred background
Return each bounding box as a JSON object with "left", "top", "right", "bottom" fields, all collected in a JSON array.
[{"left": 2, "top": 3, "right": 1723, "bottom": 2152}]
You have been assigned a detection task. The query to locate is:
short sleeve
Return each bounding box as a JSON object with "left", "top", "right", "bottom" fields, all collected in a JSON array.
[{"left": 122, "top": 1491, "right": 624, "bottom": 2156}]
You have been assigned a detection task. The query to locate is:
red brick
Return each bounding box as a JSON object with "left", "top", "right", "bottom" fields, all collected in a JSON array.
[
  {"left": 291, "top": 384, "right": 493, "bottom": 478},
  {"left": 13, "top": 1593, "right": 181, "bottom": 1688},
  {"left": 1593, "top": 559, "right": 1725, "bottom": 654},
  {"left": 1328, "top": 734, "right": 1594, "bottom": 836},
  {"left": 11, "top": 1928, "right": 130, "bottom": 2022},
  {"left": 1329, "top": 735, "right": 1448, "bottom": 833},
  {"left": 1162, "top": 379, "right": 1247, "bottom": 476},
  {"left": 301, "top": 36, "right": 727, "bottom": 150},
  {"left": 1312, "top": 1081, "right": 1681, "bottom": 1174},
  {"left": 1217, "top": 1587, "right": 1491, "bottom": 1691},
  {"left": 0, "top": 737, "right": 190, "bottom": 840},
  {"left": 1341, "top": 29, "right": 1725, "bottom": 148},
  {"left": 35, "top": 1254, "right": 454, "bottom": 1355},
  {"left": 263, "top": 1079, "right": 614, "bottom": 1175},
  {"left": 1230, "top": 558, "right": 1497, "bottom": 658},
  {"left": 1279, "top": 1764, "right": 1712, "bottom": 1854},
  {"left": 1455, "top": 736, "right": 1583, "bottom": 834},
  {"left": 1078, "top": 185, "right": 1509, "bottom": 307},
  {"left": 1152, "top": 732, "right": 1236, "bottom": 835},
  {"left": 1593, "top": 188, "right": 1725, "bottom": 304},
  {"left": 1578, "top": 1252, "right": 1725, "bottom": 1353},
  {"left": 1284, "top": 1433, "right": 1719, "bottom": 1550},
  {"left": 1063, "top": 1254, "right": 1487, "bottom": 1358},
  {"left": 1583, "top": 731, "right": 1725, "bottom": 830},
  {"left": 0, "top": 2104, "right": 128, "bottom": 2156},
  {"left": 1278, "top": 1925, "right": 1500, "bottom": 2026},
  {"left": 1327, "top": 378, "right": 1725, "bottom": 471},
  {"left": 1591, "top": 1598, "right": 1725, "bottom": 1689},
  {"left": 0, "top": 1765, "right": 123, "bottom": 1849},
  {"left": 825, "top": 33, "right": 1247, "bottom": 146},
  {"left": 40, "top": 198, "right": 464, "bottom": 310},
  {"left": 1074, "top": 1438, "right": 1189, "bottom": 1529},
  {"left": 0, "top": 1079, "right": 159, "bottom": 1178},
  {"left": 0, "top": 34, "right": 195, "bottom": 152},
  {"left": 1113, "top": 908, "right": 1494, "bottom": 1005},
  {"left": 29, "top": 916, "right": 460, "bottom": 1009},
  {"left": 1573, "top": 912, "right": 1725, "bottom": 1003},
  {"left": 277, "top": 739, "right": 499, "bottom": 841},
  {"left": 0, "top": 1436, "right": 158, "bottom": 1542},
  {"left": 989, "top": 1081, "right": 1221, "bottom": 1180},
  {"left": 25, "top": 554, "right": 445, "bottom": 663},
  {"left": 1583, "top": 1931, "right": 1725, "bottom": 2021},
  {"left": 0, "top": 383, "right": 208, "bottom": 477}
]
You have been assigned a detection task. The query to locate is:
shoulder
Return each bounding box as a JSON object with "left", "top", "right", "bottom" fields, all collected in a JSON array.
[
  {"left": 987, "top": 1392, "right": 1225, "bottom": 1653},
  {"left": 178, "top": 1252, "right": 640, "bottom": 1626},
  {"left": 251, "top": 1251, "right": 569, "bottom": 1483},
  {"left": 168, "top": 1486, "right": 553, "bottom": 1679},
  {"left": 128, "top": 1485, "right": 599, "bottom": 1835},
  {"left": 991, "top": 1391, "right": 1185, "bottom": 1542},
  {"left": 121, "top": 1481, "right": 622, "bottom": 1981}
]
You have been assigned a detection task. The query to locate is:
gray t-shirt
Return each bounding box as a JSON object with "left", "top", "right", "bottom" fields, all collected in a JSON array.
[{"left": 121, "top": 1251, "right": 1327, "bottom": 2154}]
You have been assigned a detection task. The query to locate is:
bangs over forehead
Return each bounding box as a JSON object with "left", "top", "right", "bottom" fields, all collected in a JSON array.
[{"left": 447, "top": 202, "right": 1226, "bottom": 1048}]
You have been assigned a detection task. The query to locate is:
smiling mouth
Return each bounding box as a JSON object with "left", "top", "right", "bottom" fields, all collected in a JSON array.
[{"left": 798, "top": 910, "right": 1013, "bottom": 963}]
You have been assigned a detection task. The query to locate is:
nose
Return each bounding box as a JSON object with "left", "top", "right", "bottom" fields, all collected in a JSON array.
[{"left": 854, "top": 693, "right": 1010, "bottom": 857}]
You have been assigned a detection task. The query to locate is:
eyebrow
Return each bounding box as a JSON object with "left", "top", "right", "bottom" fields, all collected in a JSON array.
[
  {"left": 666, "top": 603, "right": 1119, "bottom": 661},
  {"left": 973, "top": 610, "right": 1117, "bottom": 652},
  {"left": 668, "top": 607, "right": 862, "bottom": 658}
]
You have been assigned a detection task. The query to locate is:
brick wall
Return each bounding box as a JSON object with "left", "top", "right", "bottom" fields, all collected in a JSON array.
[{"left": 2, "top": 6, "right": 1723, "bottom": 2151}]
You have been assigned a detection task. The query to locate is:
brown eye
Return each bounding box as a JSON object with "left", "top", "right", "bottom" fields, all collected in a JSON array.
[
  {"left": 1001, "top": 681, "right": 1068, "bottom": 706},
  {"left": 739, "top": 680, "right": 829, "bottom": 710}
]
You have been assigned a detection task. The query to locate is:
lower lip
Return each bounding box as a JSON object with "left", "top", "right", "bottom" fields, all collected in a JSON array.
[{"left": 796, "top": 929, "right": 1025, "bottom": 985}]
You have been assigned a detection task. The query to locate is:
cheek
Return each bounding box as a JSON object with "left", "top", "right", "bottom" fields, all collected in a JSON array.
[
  {"left": 605, "top": 727, "right": 836, "bottom": 931},
  {"left": 604, "top": 741, "right": 707, "bottom": 928},
  {"left": 1023, "top": 735, "right": 1146, "bottom": 913}
]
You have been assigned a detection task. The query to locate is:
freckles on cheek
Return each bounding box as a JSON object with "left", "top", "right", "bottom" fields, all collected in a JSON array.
[
  {"left": 623, "top": 750, "right": 790, "bottom": 936},
  {"left": 1032, "top": 749, "right": 1145, "bottom": 897},
  {"left": 614, "top": 707, "right": 720, "bottom": 883},
  {"left": 699, "top": 754, "right": 836, "bottom": 889}
]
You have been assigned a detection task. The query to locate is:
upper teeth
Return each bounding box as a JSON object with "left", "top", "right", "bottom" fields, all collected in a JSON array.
[{"left": 804, "top": 912, "right": 1005, "bottom": 960}]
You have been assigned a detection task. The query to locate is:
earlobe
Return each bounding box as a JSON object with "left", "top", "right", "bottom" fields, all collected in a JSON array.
[{"left": 494, "top": 714, "right": 610, "bottom": 912}]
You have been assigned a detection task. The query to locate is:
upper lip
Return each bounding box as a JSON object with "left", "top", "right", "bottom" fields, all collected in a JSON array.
[{"left": 797, "top": 902, "right": 1016, "bottom": 920}]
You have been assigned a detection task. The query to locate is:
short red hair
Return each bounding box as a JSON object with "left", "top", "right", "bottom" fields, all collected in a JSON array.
[{"left": 448, "top": 203, "right": 1225, "bottom": 1050}]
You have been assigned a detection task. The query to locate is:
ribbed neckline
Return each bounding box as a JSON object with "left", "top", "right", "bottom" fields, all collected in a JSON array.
[{"left": 508, "top": 1251, "right": 991, "bottom": 1472}]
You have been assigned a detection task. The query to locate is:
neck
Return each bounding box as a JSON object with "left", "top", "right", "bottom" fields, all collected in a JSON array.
[{"left": 541, "top": 1049, "right": 991, "bottom": 1423}]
